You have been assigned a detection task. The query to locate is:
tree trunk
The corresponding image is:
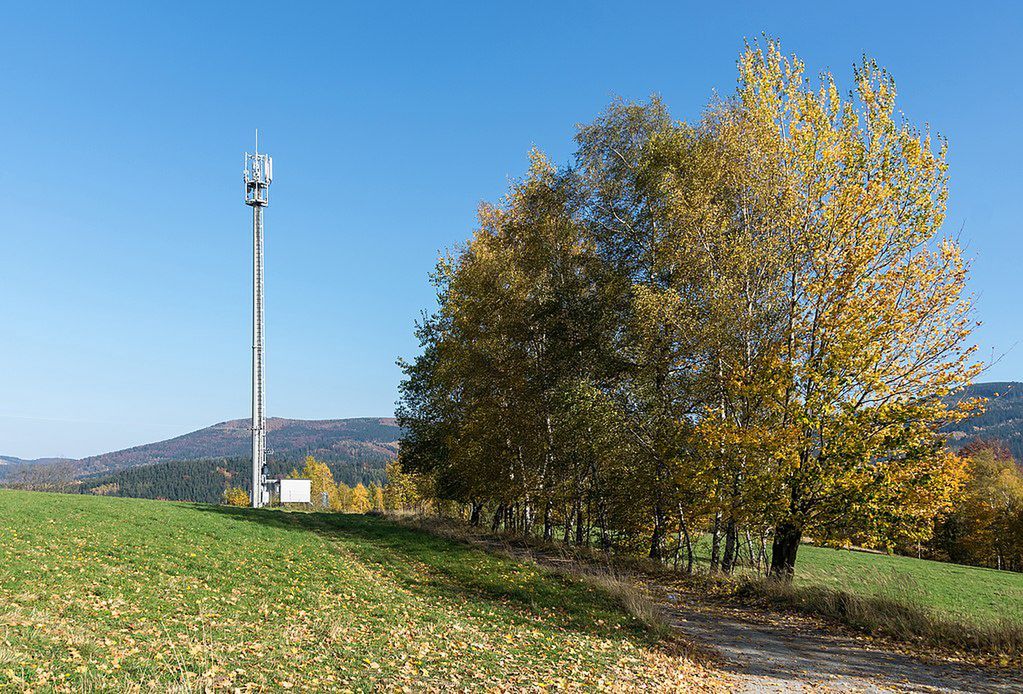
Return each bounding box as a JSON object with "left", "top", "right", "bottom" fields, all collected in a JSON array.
[
  {"left": 745, "top": 527, "right": 756, "bottom": 568},
  {"left": 679, "top": 511, "right": 695, "bottom": 574},
  {"left": 673, "top": 518, "right": 683, "bottom": 571},
  {"left": 648, "top": 503, "right": 665, "bottom": 560},
  {"left": 769, "top": 521, "right": 802, "bottom": 580},
  {"left": 592, "top": 462, "right": 610, "bottom": 551},
  {"left": 491, "top": 504, "right": 504, "bottom": 532},
  {"left": 758, "top": 531, "right": 768, "bottom": 575},
  {"left": 721, "top": 518, "right": 739, "bottom": 574},
  {"left": 469, "top": 502, "right": 482, "bottom": 527},
  {"left": 710, "top": 512, "right": 722, "bottom": 572},
  {"left": 543, "top": 499, "right": 554, "bottom": 542},
  {"left": 584, "top": 496, "right": 593, "bottom": 548}
]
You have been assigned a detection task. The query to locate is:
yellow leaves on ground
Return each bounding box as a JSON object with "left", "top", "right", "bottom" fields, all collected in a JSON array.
[{"left": 0, "top": 490, "right": 729, "bottom": 691}]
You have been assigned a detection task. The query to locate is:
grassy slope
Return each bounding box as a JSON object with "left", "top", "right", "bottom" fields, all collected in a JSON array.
[
  {"left": 0, "top": 491, "right": 718, "bottom": 692},
  {"left": 690, "top": 536, "right": 1023, "bottom": 627}
]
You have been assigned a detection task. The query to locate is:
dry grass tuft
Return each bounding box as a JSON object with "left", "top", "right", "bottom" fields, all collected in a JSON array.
[
  {"left": 0, "top": 646, "right": 20, "bottom": 667},
  {"left": 560, "top": 565, "right": 670, "bottom": 634}
]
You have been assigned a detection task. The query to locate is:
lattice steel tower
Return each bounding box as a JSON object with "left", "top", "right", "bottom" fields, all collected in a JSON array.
[{"left": 244, "top": 133, "right": 273, "bottom": 508}]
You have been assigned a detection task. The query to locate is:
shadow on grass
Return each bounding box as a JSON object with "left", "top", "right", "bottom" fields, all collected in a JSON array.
[{"left": 193, "top": 505, "right": 665, "bottom": 647}]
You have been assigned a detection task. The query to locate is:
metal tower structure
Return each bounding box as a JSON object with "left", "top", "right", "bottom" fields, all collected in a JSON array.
[{"left": 244, "top": 133, "right": 273, "bottom": 508}]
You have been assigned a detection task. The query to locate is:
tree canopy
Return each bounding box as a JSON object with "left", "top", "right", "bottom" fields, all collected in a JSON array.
[{"left": 397, "top": 40, "right": 981, "bottom": 577}]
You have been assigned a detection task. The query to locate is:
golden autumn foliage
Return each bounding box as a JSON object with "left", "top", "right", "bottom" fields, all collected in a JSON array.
[
  {"left": 286, "top": 455, "right": 419, "bottom": 514},
  {"left": 301, "top": 455, "right": 342, "bottom": 510},
  {"left": 931, "top": 440, "right": 1023, "bottom": 570},
  {"left": 397, "top": 40, "right": 982, "bottom": 578},
  {"left": 703, "top": 41, "right": 982, "bottom": 575},
  {"left": 221, "top": 485, "right": 249, "bottom": 507},
  {"left": 350, "top": 483, "right": 372, "bottom": 514},
  {"left": 383, "top": 457, "right": 428, "bottom": 512}
]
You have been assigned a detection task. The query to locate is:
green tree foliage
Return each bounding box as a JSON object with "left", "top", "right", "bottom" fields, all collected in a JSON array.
[{"left": 397, "top": 40, "right": 981, "bottom": 578}]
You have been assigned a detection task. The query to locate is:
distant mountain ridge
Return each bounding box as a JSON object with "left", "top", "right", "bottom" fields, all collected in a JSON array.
[
  {"left": 72, "top": 417, "right": 400, "bottom": 475},
  {"left": 1, "top": 417, "right": 400, "bottom": 478},
  {"left": 5, "top": 382, "right": 1023, "bottom": 504},
  {"left": 945, "top": 381, "right": 1023, "bottom": 460},
  {"left": 0, "top": 455, "right": 74, "bottom": 467},
  {"left": 1, "top": 416, "right": 402, "bottom": 503}
]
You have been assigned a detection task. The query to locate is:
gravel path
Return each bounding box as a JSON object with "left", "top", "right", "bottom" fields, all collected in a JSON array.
[{"left": 665, "top": 592, "right": 1019, "bottom": 693}]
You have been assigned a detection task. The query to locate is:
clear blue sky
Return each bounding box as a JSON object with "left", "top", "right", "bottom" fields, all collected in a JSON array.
[{"left": 2, "top": 2, "right": 1020, "bottom": 459}]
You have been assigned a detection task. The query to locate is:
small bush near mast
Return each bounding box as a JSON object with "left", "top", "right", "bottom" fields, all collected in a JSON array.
[{"left": 222, "top": 486, "right": 249, "bottom": 507}]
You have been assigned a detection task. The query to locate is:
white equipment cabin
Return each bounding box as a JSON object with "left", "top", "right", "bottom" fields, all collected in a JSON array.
[{"left": 268, "top": 478, "right": 312, "bottom": 504}]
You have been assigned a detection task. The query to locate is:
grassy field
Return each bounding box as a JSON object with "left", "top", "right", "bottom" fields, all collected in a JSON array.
[
  {"left": 689, "top": 536, "right": 1023, "bottom": 628},
  {"left": 0, "top": 490, "right": 721, "bottom": 692},
  {"left": 792, "top": 544, "right": 1023, "bottom": 627}
]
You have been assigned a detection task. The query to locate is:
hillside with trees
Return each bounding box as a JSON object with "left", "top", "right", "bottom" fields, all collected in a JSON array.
[
  {"left": 3, "top": 417, "right": 400, "bottom": 502},
  {"left": 72, "top": 417, "right": 399, "bottom": 475},
  {"left": 76, "top": 454, "right": 390, "bottom": 504},
  {"left": 945, "top": 382, "right": 1023, "bottom": 460},
  {"left": 397, "top": 40, "right": 983, "bottom": 580},
  {"left": 1, "top": 417, "right": 398, "bottom": 480}
]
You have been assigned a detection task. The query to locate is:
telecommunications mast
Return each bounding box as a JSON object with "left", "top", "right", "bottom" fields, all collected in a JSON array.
[{"left": 244, "top": 132, "right": 273, "bottom": 508}]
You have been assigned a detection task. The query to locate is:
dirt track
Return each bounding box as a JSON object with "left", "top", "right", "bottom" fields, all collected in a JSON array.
[{"left": 666, "top": 592, "right": 1019, "bottom": 693}]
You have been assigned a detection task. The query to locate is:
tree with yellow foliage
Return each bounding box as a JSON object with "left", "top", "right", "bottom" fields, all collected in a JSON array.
[
  {"left": 350, "top": 483, "right": 372, "bottom": 514},
  {"left": 396, "top": 39, "right": 982, "bottom": 579},
  {"left": 221, "top": 485, "right": 249, "bottom": 507},
  {"left": 368, "top": 483, "right": 385, "bottom": 512},
  {"left": 301, "top": 456, "right": 341, "bottom": 510},
  {"left": 337, "top": 482, "right": 353, "bottom": 511},
  {"left": 383, "top": 457, "right": 425, "bottom": 512},
  {"left": 710, "top": 41, "right": 981, "bottom": 577},
  {"left": 931, "top": 440, "right": 1023, "bottom": 571}
]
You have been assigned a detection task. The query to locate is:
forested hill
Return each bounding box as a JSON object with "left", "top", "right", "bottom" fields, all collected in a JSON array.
[
  {"left": 74, "top": 417, "right": 400, "bottom": 475},
  {"left": 1, "top": 417, "right": 401, "bottom": 501},
  {"left": 62, "top": 417, "right": 402, "bottom": 503},
  {"left": 77, "top": 454, "right": 389, "bottom": 503},
  {"left": 946, "top": 382, "right": 1023, "bottom": 459}
]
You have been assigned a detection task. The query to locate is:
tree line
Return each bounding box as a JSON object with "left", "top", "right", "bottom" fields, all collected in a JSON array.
[
  {"left": 395, "top": 41, "right": 982, "bottom": 578},
  {"left": 222, "top": 456, "right": 396, "bottom": 513},
  {"left": 5, "top": 456, "right": 389, "bottom": 504},
  {"left": 926, "top": 440, "right": 1023, "bottom": 572}
]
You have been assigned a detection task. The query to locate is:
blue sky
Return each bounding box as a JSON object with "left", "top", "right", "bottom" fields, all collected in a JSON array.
[{"left": 2, "top": 2, "right": 1020, "bottom": 458}]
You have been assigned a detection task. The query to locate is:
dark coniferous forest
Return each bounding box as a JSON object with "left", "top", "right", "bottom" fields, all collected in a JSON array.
[{"left": 75, "top": 455, "right": 389, "bottom": 503}]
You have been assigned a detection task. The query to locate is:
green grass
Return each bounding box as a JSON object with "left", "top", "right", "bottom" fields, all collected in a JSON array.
[
  {"left": 791, "top": 544, "right": 1023, "bottom": 627},
  {"left": 0, "top": 491, "right": 718, "bottom": 691},
  {"left": 689, "top": 535, "right": 1023, "bottom": 628}
]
